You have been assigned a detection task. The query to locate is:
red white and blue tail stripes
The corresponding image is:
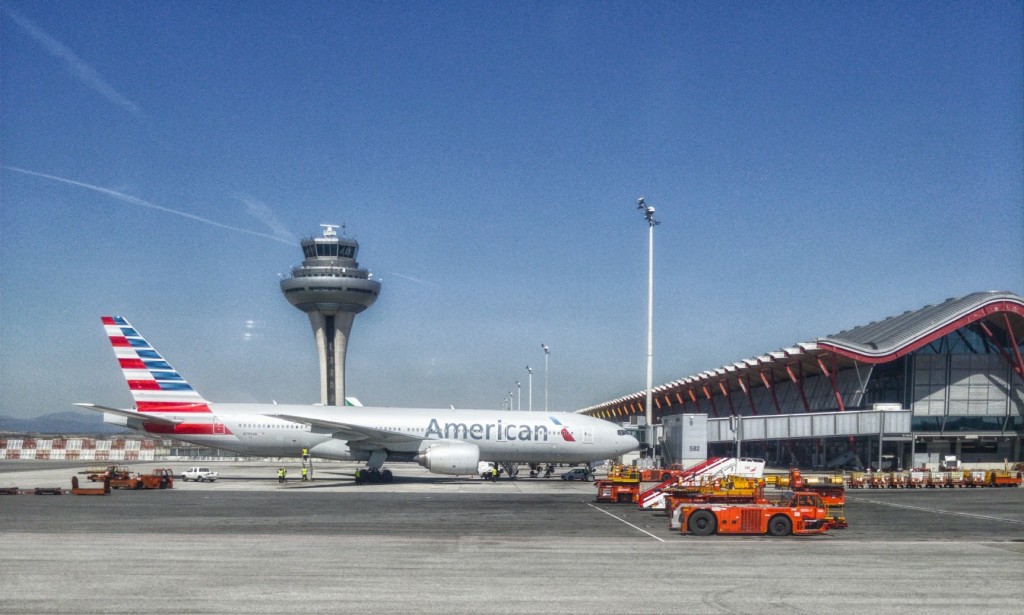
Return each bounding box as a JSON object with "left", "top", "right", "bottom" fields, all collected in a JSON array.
[{"left": 102, "top": 316, "right": 211, "bottom": 413}]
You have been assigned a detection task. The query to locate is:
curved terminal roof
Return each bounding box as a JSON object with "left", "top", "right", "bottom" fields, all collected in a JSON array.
[
  {"left": 579, "top": 290, "right": 1024, "bottom": 417},
  {"left": 816, "top": 291, "right": 1023, "bottom": 362}
]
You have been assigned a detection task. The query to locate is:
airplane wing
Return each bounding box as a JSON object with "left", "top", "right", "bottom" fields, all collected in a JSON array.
[
  {"left": 74, "top": 403, "right": 183, "bottom": 426},
  {"left": 267, "top": 414, "right": 424, "bottom": 446}
]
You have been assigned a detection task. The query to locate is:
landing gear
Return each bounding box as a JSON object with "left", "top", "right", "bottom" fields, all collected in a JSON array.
[{"left": 354, "top": 468, "right": 394, "bottom": 485}]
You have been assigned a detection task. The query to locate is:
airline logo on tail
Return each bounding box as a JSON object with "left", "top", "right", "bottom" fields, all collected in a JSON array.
[
  {"left": 102, "top": 316, "right": 211, "bottom": 413},
  {"left": 548, "top": 417, "right": 576, "bottom": 442}
]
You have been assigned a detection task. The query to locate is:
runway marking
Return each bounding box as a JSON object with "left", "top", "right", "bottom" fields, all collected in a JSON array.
[
  {"left": 586, "top": 503, "right": 666, "bottom": 542},
  {"left": 848, "top": 497, "right": 1024, "bottom": 524}
]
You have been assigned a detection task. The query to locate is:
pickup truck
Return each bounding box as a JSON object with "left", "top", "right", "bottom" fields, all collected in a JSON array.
[{"left": 181, "top": 467, "right": 218, "bottom": 482}]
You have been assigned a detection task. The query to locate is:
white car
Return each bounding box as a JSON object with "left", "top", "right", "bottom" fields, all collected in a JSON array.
[{"left": 181, "top": 467, "right": 218, "bottom": 482}]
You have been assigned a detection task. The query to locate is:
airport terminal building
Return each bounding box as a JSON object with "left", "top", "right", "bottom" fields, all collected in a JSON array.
[{"left": 579, "top": 291, "right": 1024, "bottom": 469}]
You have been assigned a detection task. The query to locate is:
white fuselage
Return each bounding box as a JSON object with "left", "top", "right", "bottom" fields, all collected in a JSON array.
[{"left": 128, "top": 403, "right": 638, "bottom": 466}]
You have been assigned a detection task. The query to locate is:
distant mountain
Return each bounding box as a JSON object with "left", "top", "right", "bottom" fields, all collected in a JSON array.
[{"left": 0, "top": 410, "right": 129, "bottom": 435}]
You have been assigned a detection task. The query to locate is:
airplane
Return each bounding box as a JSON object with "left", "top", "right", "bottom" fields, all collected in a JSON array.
[{"left": 77, "top": 316, "right": 639, "bottom": 481}]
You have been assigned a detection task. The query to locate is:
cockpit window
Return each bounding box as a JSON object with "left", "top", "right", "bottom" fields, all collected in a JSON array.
[{"left": 617, "top": 430, "right": 628, "bottom": 436}]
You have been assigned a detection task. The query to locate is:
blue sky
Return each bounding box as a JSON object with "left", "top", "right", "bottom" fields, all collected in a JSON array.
[{"left": 2, "top": 2, "right": 1021, "bottom": 419}]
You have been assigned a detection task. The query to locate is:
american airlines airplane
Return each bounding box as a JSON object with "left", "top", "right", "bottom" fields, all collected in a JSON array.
[{"left": 77, "top": 317, "right": 639, "bottom": 480}]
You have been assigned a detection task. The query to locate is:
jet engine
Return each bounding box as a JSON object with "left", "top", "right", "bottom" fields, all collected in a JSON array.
[{"left": 415, "top": 442, "right": 480, "bottom": 475}]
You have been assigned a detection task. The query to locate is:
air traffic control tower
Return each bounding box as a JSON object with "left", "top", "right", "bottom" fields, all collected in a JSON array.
[{"left": 281, "top": 224, "right": 381, "bottom": 406}]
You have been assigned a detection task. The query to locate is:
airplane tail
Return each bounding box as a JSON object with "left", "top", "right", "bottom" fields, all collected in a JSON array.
[{"left": 101, "top": 316, "right": 211, "bottom": 413}]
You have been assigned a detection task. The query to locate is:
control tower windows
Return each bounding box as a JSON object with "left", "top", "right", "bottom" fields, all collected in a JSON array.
[{"left": 306, "top": 243, "right": 356, "bottom": 258}]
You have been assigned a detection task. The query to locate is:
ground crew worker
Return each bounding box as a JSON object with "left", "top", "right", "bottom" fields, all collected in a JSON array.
[
  {"left": 301, "top": 467, "right": 308, "bottom": 481},
  {"left": 491, "top": 466, "right": 498, "bottom": 481},
  {"left": 277, "top": 467, "right": 286, "bottom": 483}
]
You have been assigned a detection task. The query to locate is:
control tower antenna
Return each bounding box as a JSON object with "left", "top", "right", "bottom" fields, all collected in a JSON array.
[{"left": 280, "top": 225, "right": 381, "bottom": 406}]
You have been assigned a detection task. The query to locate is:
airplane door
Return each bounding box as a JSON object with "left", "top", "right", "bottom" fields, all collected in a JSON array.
[{"left": 583, "top": 429, "right": 593, "bottom": 443}]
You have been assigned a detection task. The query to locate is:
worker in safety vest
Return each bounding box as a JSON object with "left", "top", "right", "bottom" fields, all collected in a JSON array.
[
  {"left": 301, "top": 467, "right": 309, "bottom": 481},
  {"left": 277, "top": 467, "right": 285, "bottom": 483}
]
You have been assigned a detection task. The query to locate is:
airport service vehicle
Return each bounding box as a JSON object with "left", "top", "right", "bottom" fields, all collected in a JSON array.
[
  {"left": 638, "top": 457, "right": 767, "bottom": 510},
  {"left": 851, "top": 468, "right": 1023, "bottom": 489},
  {"left": 181, "top": 467, "right": 218, "bottom": 482},
  {"left": 638, "top": 464, "right": 688, "bottom": 482},
  {"left": 679, "top": 491, "right": 833, "bottom": 537},
  {"left": 765, "top": 469, "right": 847, "bottom": 528},
  {"left": 561, "top": 468, "right": 595, "bottom": 481},
  {"left": 71, "top": 475, "right": 110, "bottom": 496},
  {"left": 86, "top": 465, "right": 132, "bottom": 482},
  {"left": 595, "top": 465, "right": 641, "bottom": 503},
  {"left": 78, "top": 317, "right": 639, "bottom": 480},
  {"left": 138, "top": 468, "right": 174, "bottom": 489},
  {"left": 109, "top": 468, "right": 176, "bottom": 489}
]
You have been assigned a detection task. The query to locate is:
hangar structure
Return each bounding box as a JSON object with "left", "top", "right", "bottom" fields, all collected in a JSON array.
[{"left": 578, "top": 291, "right": 1024, "bottom": 469}]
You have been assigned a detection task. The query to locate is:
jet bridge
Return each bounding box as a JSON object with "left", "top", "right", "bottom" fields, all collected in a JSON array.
[{"left": 706, "top": 408, "right": 912, "bottom": 443}]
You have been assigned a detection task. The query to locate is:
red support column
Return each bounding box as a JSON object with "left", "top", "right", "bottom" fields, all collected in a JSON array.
[
  {"left": 701, "top": 384, "right": 720, "bottom": 417},
  {"left": 738, "top": 374, "right": 758, "bottom": 415},
  {"left": 758, "top": 370, "right": 783, "bottom": 414},
  {"left": 717, "top": 379, "right": 737, "bottom": 416},
  {"left": 815, "top": 354, "right": 847, "bottom": 412},
  {"left": 784, "top": 362, "right": 812, "bottom": 412},
  {"left": 980, "top": 317, "right": 1024, "bottom": 382}
]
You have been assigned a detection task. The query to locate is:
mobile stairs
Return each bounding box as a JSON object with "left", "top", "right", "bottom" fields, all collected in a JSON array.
[{"left": 637, "top": 457, "right": 766, "bottom": 510}]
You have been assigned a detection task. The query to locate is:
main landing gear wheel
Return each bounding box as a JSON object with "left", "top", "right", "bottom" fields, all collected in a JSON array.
[{"left": 354, "top": 468, "right": 394, "bottom": 485}]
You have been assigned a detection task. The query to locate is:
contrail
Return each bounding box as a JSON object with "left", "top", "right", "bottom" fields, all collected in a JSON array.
[
  {"left": 386, "top": 272, "right": 439, "bottom": 287},
  {"left": 237, "top": 197, "right": 298, "bottom": 245},
  {"left": 3, "top": 166, "right": 294, "bottom": 246},
  {"left": 3, "top": 6, "right": 143, "bottom": 118}
]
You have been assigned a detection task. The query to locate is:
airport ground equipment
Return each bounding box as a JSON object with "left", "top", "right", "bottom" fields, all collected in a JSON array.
[
  {"left": 638, "top": 464, "right": 689, "bottom": 482},
  {"left": 528, "top": 463, "right": 555, "bottom": 478},
  {"left": 71, "top": 475, "right": 110, "bottom": 495},
  {"left": 769, "top": 469, "right": 847, "bottom": 528},
  {"left": 138, "top": 468, "right": 174, "bottom": 489},
  {"left": 664, "top": 476, "right": 769, "bottom": 524},
  {"left": 86, "top": 465, "right": 132, "bottom": 482},
  {"left": 638, "top": 457, "right": 766, "bottom": 510},
  {"left": 988, "top": 469, "right": 1023, "bottom": 487},
  {"left": 803, "top": 482, "right": 846, "bottom": 528},
  {"left": 939, "top": 455, "right": 961, "bottom": 471},
  {"left": 595, "top": 465, "right": 641, "bottom": 503},
  {"left": 676, "top": 491, "right": 834, "bottom": 536},
  {"left": 849, "top": 468, "right": 1023, "bottom": 489}
]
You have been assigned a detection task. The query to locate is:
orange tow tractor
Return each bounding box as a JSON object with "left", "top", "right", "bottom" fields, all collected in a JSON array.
[{"left": 678, "top": 491, "right": 834, "bottom": 537}]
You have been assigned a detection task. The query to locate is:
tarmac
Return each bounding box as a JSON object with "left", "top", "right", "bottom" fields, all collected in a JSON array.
[{"left": 1, "top": 460, "right": 1022, "bottom": 614}]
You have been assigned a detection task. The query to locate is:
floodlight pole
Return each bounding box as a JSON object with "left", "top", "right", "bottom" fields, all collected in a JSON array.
[
  {"left": 637, "top": 197, "right": 658, "bottom": 461},
  {"left": 527, "top": 366, "right": 533, "bottom": 412},
  {"left": 541, "top": 344, "right": 550, "bottom": 412},
  {"left": 516, "top": 380, "right": 522, "bottom": 411}
]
